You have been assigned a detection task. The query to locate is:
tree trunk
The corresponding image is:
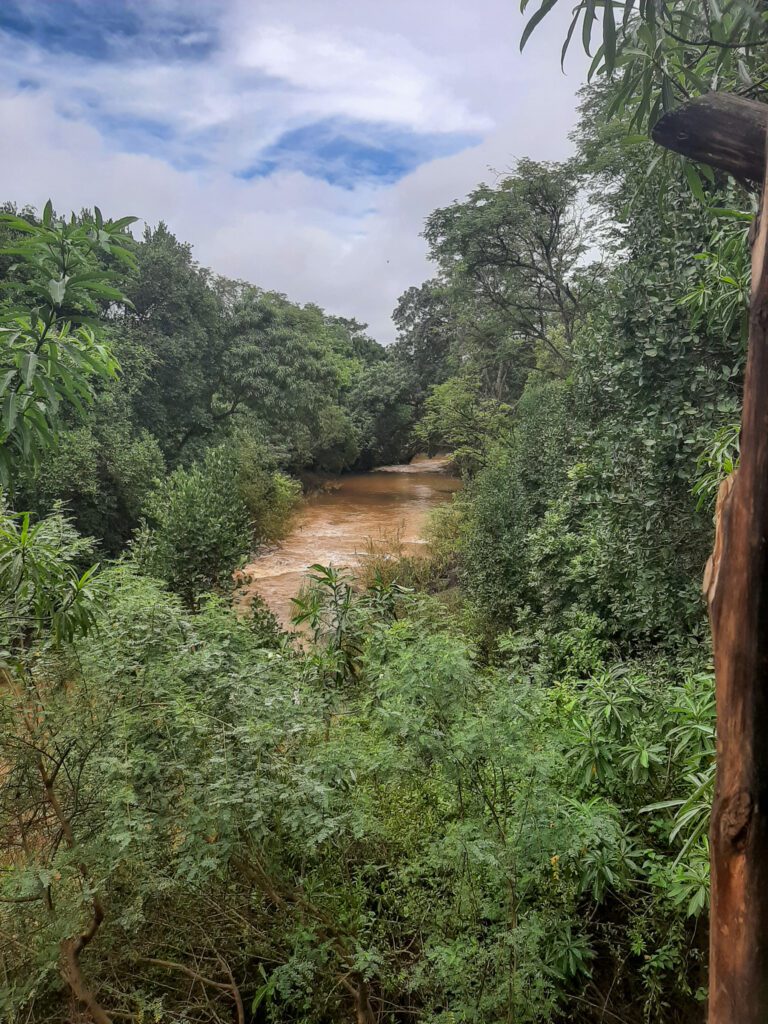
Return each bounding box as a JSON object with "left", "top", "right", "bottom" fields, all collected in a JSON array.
[{"left": 705, "top": 145, "right": 768, "bottom": 1023}]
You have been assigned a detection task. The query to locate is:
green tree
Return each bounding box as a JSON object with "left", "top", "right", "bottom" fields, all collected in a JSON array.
[
  {"left": 522, "top": 0, "right": 768, "bottom": 129},
  {"left": 0, "top": 203, "right": 136, "bottom": 486},
  {"left": 348, "top": 358, "right": 416, "bottom": 466},
  {"left": 423, "top": 160, "right": 595, "bottom": 379},
  {"left": 416, "top": 375, "right": 512, "bottom": 474},
  {"left": 391, "top": 280, "right": 457, "bottom": 398}
]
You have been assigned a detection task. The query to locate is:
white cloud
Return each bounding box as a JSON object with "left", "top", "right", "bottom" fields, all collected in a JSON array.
[
  {"left": 0, "top": 0, "right": 587, "bottom": 342},
  {"left": 234, "top": 23, "right": 488, "bottom": 134}
]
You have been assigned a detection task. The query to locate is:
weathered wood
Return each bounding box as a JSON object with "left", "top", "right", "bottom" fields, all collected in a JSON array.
[
  {"left": 652, "top": 93, "right": 768, "bottom": 183},
  {"left": 705, "top": 143, "right": 768, "bottom": 1023}
]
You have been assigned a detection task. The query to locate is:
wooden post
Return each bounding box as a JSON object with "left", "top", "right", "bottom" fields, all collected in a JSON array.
[
  {"left": 652, "top": 93, "right": 768, "bottom": 183},
  {"left": 652, "top": 94, "right": 768, "bottom": 1023},
  {"left": 705, "top": 148, "right": 768, "bottom": 1023}
]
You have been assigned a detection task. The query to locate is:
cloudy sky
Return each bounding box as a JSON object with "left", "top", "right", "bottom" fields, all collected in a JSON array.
[{"left": 0, "top": 0, "right": 586, "bottom": 342}]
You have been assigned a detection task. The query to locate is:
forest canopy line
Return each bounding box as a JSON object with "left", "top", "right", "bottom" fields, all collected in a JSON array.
[
  {"left": 0, "top": 205, "right": 418, "bottom": 558},
  {"left": 1, "top": 0, "right": 766, "bottom": 1021}
]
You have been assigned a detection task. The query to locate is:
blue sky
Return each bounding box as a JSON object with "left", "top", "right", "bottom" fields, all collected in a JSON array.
[{"left": 0, "top": 0, "right": 584, "bottom": 340}]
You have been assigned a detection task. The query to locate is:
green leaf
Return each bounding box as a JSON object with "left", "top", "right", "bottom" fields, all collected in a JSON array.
[
  {"left": 21, "top": 352, "right": 38, "bottom": 388},
  {"left": 684, "top": 163, "right": 706, "bottom": 204},
  {"left": 602, "top": 0, "right": 617, "bottom": 72},
  {"left": 0, "top": 370, "right": 17, "bottom": 397},
  {"left": 3, "top": 392, "right": 19, "bottom": 432},
  {"left": 42, "top": 199, "right": 53, "bottom": 227},
  {"left": 709, "top": 207, "right": 752, "bottom": 221},
  {"left": 582, "top": 0, "right": 597, "bottom": 55},
  {"left": 0, "top": 215, "right": 36, "bottom": 234},
  {"left": 48, "top": 278, "right": 67, "bottom": 306},
  {"left": 561, "top": 8, "right": 582, "bottom": 68},
  {"left": 521, "top": 0, "right": 562, "bottom": 50},
  {"left": 108, "top": 215, "right": 139, "bottom": 231}
]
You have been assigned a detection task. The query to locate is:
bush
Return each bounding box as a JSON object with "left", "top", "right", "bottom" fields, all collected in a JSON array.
[
  {"left": 136, "top": 445, "right": 253, "bottom": 604},
  {"left": 236, "top": 436, "right": 301, "bottom": 542},
  {"left": 136, "top": 440, "right": 301, "bottom": 606},
  {"left": 18, "top": 416, "right": 165, "bottom": 553},
  {"left": 458, "top": 378, "right": 576, "bottom": 630},
  {"left": 0, "top": 518, "right": 714, "bottom": 1024}
]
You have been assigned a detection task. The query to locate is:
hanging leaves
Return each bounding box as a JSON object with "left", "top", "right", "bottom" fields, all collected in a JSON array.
[{"left": 522, "top": 0, "right": 768, "bottom": 133}]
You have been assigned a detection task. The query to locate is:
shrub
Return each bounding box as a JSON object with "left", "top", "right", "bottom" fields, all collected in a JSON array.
[
  {"left": 136, "top": 445, "right": 253, "bottom": 605},
  {"left": 236, "top": 436, "right": 301, "bottom": 542},
  {"left": 136, "top": 440, "right": 301, "bottom": 606}
]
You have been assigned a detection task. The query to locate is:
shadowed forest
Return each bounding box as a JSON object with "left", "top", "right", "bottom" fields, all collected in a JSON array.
[{"left": 2, "top": 3, "right": 767, "bottom": 1022}]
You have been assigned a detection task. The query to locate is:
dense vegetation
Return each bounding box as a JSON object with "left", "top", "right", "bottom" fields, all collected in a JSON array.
[
  {"left": 2, "top": 209, "right": 416, "bottom": 562},
  {"left": 2, "top": 2, "right": 767, "bottom": 1021}
]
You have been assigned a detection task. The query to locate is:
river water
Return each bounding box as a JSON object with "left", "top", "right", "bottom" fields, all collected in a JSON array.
[{"left": 238, "top": 455, "right": 460, "bottom": 625}]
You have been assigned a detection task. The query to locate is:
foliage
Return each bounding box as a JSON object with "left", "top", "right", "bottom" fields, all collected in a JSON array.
[
  {"left": 348, "top": 357, "right": 416, "bottom": 467},
  {"left": 0, "top": 203, "right": 135, "bottom": 486},
  {"left": 18, "top": 413, "right": 165, "bottom": 552},
  {"left": 135, "top": 445, "right": 253, "bottom": 605},
  {"left": 136, "top": 441, "right": 302, "bottom": 607},
  {"left": 3, "top": 213, "right": 410, "bottom": 549},
  {"left": 423, "top": 160, "right": 594, "bottom": 375},
  {"left": 0, "top": 539, "right": 714, "bottom": 1024},
  {"left": 391, "top": 280, "right": 458, "bottom": 401},
  {"left": 0, "top": 35, "right": 757, "bottom": 1020},
  {"left": 456, "top": 377, "right": 576, "bottom": 628},
  {"left": 235, "top": 434, "right": 302, "bottom": 539},
  {"left": 521, "top": 0, "right": 768, "bottom": 131},
  {"left": 415, "top": 376, "right": 512, "bottom": 474}
]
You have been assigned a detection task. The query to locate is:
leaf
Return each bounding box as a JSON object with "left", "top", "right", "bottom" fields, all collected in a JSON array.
[
  {"left": 521, "top": 0, "right": 562, "bottom": 50},
  {"left": 47, "top": 278, "right": 67, "bottom": 306},
  {"left": 0, "top": 370, "right": 17, "bottom": 397},
  {"left": 78, "top": 281, "right": 124, "bottom": 300},
  {"left": 3, "top": 392, "right": 19, "bottom": 433},
  {"left": 42, "top": 199, "right": 53, "bottom": 227},
  {"left": 699, "top": 162, "right": 715, "bottom": 185},
  {"left": 561, "top": 8, "right": 582, "bottom": 68},
  {"left": 21, "top": 352, "right": 38, "bottom": 388},
  {"left": 684, "top": 163, "right": 706, "bottom": 204},
  {"left": 0, "top": 215, "right": 36, "bottom": 234},
  {"left": 251, "top": 981, "right": 274, "bottom": 1013},
  {"left": 582, "top": 0, "right": 597, "bottom": 55},
  {"left": 738, "top": 58, "right": 754, "bottom": 87},
  {"left": 602, "top": 0, "right": 617, "bottom": 72},
  {"left": 588, "top": 42, "right": 605, "bottom": 80},
  {"left": 108, "top": 215, "right": 139, "bottom": 231},
  {"left": 709, "top": 207, "right": 752, "bottom": 221}
]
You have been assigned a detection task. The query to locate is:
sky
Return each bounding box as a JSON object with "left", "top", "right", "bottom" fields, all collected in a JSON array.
[{"left": 0, "top": 0, "right": 586, "bottom": 343}]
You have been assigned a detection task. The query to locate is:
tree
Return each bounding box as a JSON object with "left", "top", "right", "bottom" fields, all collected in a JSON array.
[
  {"left": 391, "top": 280, "right": 457, "bottom": 398},
  {"left": 120, "top": 223, "right": 224, "bottom": 457},
  {"left": 415, "top": 376, "right": 511, "bottom": 474},
  {"left": 521, "top": 0, "right": 768, "bottom": 131},
  {"left": 348, "top": 358, "right": 416, "bottom": 467},
  {"left": 0, "top": 203, "right": 136, "bottom": 486},
  {"left": 424, "top": 160, "right": 594, "bottom": 374},
  {"left": 0, "top": 200, "right": 137, "bottom": 1022}
]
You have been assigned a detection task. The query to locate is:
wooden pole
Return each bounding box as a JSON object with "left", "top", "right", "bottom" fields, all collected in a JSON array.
[
  {"left": 703, "top": 144, "right": 768, "bottom": 1023},
  {"left": 652, "top": 93, "right": 768, "bottom": 183},
  {"left": 651, "top": 94, "right": 768, "bottom": 1023}
]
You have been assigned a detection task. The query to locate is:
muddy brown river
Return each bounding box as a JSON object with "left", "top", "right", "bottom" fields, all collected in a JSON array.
[{"left": 239, "top": 455, "right": 460, "bottom": 625}]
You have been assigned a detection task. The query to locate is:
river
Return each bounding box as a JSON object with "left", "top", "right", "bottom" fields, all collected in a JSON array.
[{"left": 238, "top": 455, "right": 461, "bottom": 625}]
